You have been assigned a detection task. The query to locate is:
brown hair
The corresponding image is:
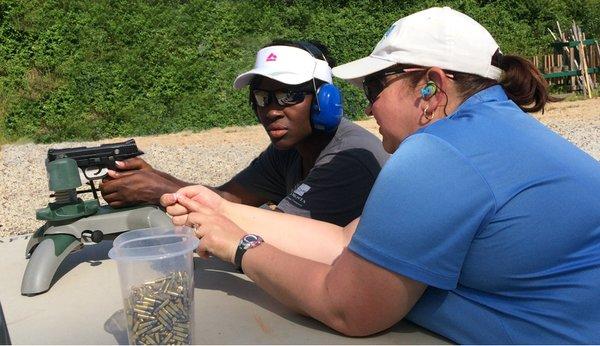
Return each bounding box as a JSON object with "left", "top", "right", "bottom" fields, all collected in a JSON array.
[{"left": 406, "top": 55, "right": 560, "bottom": 113}]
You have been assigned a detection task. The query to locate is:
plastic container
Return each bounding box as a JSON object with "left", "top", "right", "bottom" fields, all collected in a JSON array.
[{"left": 109, "top": 226, "right": 199, "bottom": 345}]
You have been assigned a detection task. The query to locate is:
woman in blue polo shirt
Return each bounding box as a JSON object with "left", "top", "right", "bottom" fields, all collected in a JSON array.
[{"left": 162, "top": 7, "right": 600, "bottom": 343}]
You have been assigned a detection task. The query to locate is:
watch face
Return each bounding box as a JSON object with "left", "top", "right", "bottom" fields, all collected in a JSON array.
[{"left": 241, "top": 234, "right": 263, "bottom": 250}]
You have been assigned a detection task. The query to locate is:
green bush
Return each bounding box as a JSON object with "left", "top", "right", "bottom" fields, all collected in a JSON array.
[{"left": 1, "top": 0, "right": 599, "bottom": 143}]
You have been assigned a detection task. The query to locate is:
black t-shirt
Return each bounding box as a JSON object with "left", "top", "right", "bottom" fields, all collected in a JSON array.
[{"left": 232, "top": 119, "right": 389, "bottom": 226}]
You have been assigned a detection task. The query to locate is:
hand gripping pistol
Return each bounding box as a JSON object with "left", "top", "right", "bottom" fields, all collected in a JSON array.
[{"left": 21, "top": 139, "right": 173, "bottom": 295}]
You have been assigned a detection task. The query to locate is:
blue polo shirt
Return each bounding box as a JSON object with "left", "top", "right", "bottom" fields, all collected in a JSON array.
[{"left": 349, "top": 85, "right": 600, "bottom": 343}]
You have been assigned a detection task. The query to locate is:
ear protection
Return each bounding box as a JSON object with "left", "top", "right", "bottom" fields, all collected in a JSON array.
[
  {"left": 298, "top": 42, "right": 343, "bottom": 133},
  {"left": 310, "top": 83, "right": 343, "bottom": 132},
  {"left": 420, "top": 81, "right": 438, "bottom": 99}
]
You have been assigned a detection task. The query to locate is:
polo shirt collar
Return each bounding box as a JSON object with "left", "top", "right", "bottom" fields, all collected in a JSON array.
[{"left": 449, "top": 85, "right": 508, "bottom": 118}]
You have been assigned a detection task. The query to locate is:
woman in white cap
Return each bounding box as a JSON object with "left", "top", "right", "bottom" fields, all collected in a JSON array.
[
  {"left": 100, "top": 39, "right": 388, "bottom": 227},
  {"left": 161, "top": 8, "right": 600, "bottom": 343}
]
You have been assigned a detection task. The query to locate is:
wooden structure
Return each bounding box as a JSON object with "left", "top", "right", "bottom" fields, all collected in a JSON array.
[{"left": 533, "top": 21, "right": 599, "bottom": 98}]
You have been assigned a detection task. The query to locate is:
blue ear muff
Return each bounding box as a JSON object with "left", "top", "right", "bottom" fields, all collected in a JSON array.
[
  {"left": 310, "top": 83, "right": 343, "bottom": 132},
  {"left": 420, "top": 81, "right": 437, "bottom": 99}
]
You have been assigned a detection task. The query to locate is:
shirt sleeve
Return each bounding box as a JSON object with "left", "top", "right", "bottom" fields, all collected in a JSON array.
[
  {"left": 348, "top": 134, "right": 496, "bottom": 290},
  {"left": 230, "top": 145, "right": 289, "bottom": 203},
  {"left": 278, "top": 148, "right": 381, "bottom": 226}
]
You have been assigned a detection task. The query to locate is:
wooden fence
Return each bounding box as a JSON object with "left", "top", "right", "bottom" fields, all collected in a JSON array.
[
  {"left": 533, "top": 22, "right": 599, "bottom": 97},
  {"left": 534, "top": 39, "right": 600, "bottom": 93}
]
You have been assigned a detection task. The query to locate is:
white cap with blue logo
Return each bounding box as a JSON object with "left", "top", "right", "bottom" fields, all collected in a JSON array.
[{"left": 332, "top": 7, "right": 503, "bottom": 87}]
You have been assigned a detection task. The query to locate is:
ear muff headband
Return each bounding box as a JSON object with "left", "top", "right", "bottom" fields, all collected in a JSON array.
[
  {"left": 297, "top": 41, "right": 343, "bottom": 132},
  {"left": 420, "top": 81, "right": 437, "bottom": 99}
]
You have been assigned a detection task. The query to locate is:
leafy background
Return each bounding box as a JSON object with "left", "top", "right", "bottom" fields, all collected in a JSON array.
[{"left": 1, "top": 0, "right": 599, "bottom": 143}]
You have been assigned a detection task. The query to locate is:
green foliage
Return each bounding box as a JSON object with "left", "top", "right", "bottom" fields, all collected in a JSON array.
[{"left": 1, "top": 0, "right": 599, "bottom": 142}]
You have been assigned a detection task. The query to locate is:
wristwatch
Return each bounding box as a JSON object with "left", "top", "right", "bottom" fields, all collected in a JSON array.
[{"left": 234, "top": 234, "right": 264, "bottom": 273}]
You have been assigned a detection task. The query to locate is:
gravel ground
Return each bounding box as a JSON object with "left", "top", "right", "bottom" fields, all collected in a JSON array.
[{"left": 1, "top": 98, "right": 599, "bottom": 237}]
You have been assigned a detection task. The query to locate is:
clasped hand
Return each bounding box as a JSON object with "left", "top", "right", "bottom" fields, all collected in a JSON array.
[{"left": 160, "top": 185, "right": 246, "bottom": 264}]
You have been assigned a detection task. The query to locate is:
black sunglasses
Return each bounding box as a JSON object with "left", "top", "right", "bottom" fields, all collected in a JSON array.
[
  {"left": 250, "top": 88, "right": 312, "bottom": 108},
  {"left": 362, "top": 68, "right": 408, "bottom": 104}
]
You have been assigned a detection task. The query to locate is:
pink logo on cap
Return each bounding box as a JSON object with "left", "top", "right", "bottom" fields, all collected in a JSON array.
[{"left": 266, "top": 53, "right": 277, "bottom": 61}]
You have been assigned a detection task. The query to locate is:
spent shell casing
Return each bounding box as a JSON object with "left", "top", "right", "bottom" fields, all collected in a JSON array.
[
  {"left": 157, "top": 298, "right": 170, "bottom": 310},
  {"left": 167, "top": 290, "right": 180, "bottom": 297},
  {"left": 138, "top": 320, "right": 156, "bottom": 329},
  {"left": 143, "top": 297, "right": 158, "bottom": 304},
  {"left": 163, "top": 333, "right": 173, "bottom": 344},
  {"left": 174, "top": 330, "right": 188, "bottom": 338},
  {"left": 173, "top": 335, "right": 188, "bottom": 343},
  {"left": 135, "top": 312, "right": 154, "bottom": 320},
  {"left": 158, "top": 315, "right": 172, "bottom": 329},
  {"left": 125, "top": 271, "right": 193, "bottom": 345}
]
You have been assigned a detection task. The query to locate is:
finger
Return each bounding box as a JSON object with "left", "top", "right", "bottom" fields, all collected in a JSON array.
[
  {"left": 166, "top": 204, "right": 190, "bottom": 217},
  {"left": 171, "top": 214, "right": 189, "bottom": 226},
  {"left": 101, "top": 191, "right": 119, "bottom": 203},
  {"left": 117, "top": 157, "right": 148, "bottom": 170},
  {"left": 113, "top": 170, "right": 137, "bottom": 178},
  {"left": 177, "top": 185, "right": 210, "bottom": 199},
  {"left": 175, "top": 193, "right": 212, "bottom": 214},
  {"left": 160, "top": 193, "right": 177, "bottom": 207},
  {"left": 182, "top": 213, "right": 209, "bottom": 234},
  {"left": 197, "top": 240, "right": 211, "bottom": 259},
  {"left": 104, "top": 170, "right": 138, "bottom": 183},
  {"left": 196, "top": 248, "right": 210, "bottom": 259},
  {"left": 107, "top": 169, "right": 120, "bottom": 178},
  {"left": 104, "top": 196, "right": 126, "bottom": 208},
  {"left": 99, "top": 180, "right": 118, "bottom": 195},
  {"left": 109, "top": 201, "right": 126, "bottom": 208},
  {"left": 186, "top": 213, "right": 209, "bottom": 230},
  {"left": 191, "top": 223, "right": 205, "bottom": 238}
]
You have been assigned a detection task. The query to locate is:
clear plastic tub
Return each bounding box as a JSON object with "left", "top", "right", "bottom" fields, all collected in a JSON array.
[{"left": 109, "top": 226, "right": 199, "bottom": 345}]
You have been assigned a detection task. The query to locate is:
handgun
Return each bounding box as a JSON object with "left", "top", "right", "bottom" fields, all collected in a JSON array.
[
  {"left": 47, "top": 139, "right": 144, "bottom": 199},
  {"left": 48, "top": 138, "right": 143, "bottom": 178}
]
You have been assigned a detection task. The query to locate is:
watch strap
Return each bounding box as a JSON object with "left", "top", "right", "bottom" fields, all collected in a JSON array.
[
  {"left": 234, "top": 234, "right": 263, "bottom": 273},
  {"left": 234, "top": 246, "right": 247, "bottom": 273}
]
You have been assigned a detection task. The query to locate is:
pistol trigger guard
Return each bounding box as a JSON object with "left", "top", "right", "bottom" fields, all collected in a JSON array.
[{"left": 83, "top": 167, "right": 108, "bottom": 180}]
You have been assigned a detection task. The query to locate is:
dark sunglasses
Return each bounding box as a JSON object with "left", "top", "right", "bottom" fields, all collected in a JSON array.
[
  {"left": 362, "top": 68, "right": 409, "bottom": 104},
  {"left": 250, "top": 89, "right": 312, "bottom": 108}
]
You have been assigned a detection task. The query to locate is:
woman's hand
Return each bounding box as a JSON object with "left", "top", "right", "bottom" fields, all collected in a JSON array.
[
  {"left": 100, "top": 169, "right": 180, "bottom": 207},
  {"left": 170, "top": 193, "right": 245, "bottom": 263},
  {"left": 160, "top": 185, "right": 225, "bottom": 221}
]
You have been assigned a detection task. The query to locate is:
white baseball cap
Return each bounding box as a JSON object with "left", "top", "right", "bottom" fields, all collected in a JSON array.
[
  {"left": 234, "top": 45, "right": 333, "bottom": 89},
  {"left": 332, "top": 7, "right": 503, "bottom": 87}
]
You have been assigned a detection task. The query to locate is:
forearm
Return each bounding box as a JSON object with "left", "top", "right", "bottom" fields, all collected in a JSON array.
[
  {"left": 152, "top": 172, "right": 239, "bottom": 204},
  {"left": 243, "top": 245, "right": 419, "bottom": 337},
  {"left": 222, "top": 201, "right": 350, "bottom": 264},
  {"left": 243, "top": 244, "right": 348, "bottom": 331},
  {"left": 153, "top": 170, "right": 193, "bottom": 189}
]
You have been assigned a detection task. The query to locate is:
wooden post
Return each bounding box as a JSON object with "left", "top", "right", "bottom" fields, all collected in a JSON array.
[
  {"left": 557, "top": 53, "right": 563, "bottom": 70},
  {"left": 574, "top": 22, "right": 592, "bottom": 98},
  {"left": 589, "top": 43, "right": 597, "bottom": 87},
  {"left": 557, "top": 21, "right": 564, "bottom": 41},
  {"left": 569, "top": 47, "right": 577, "bottom": 91},
  {"left": 592, "top": 42, "right": 599, "bottom": 88}
]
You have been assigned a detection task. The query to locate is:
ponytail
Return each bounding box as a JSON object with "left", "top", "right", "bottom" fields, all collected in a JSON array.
[{"left": 498, "top": 55, "right": 560, "bottom": 113}]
